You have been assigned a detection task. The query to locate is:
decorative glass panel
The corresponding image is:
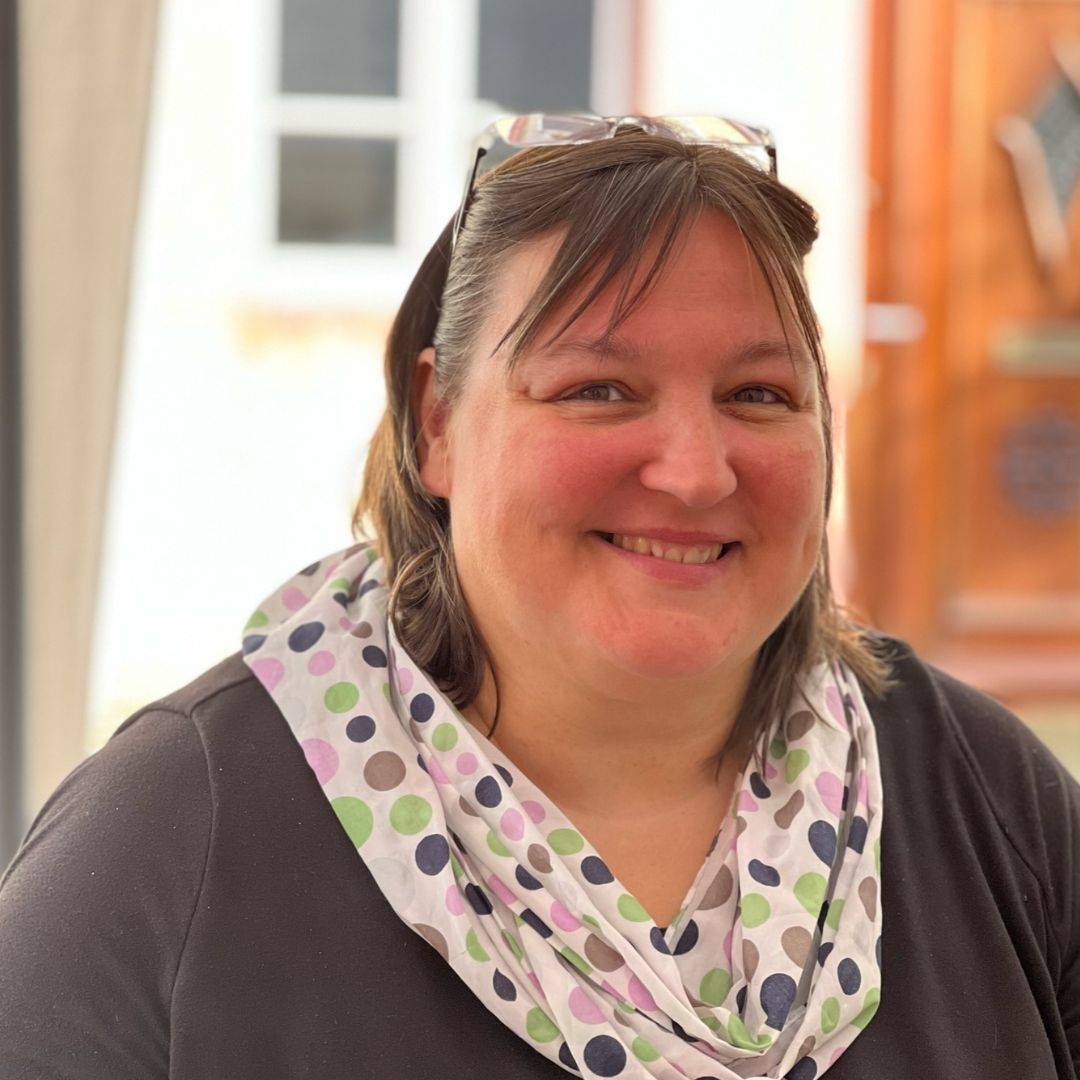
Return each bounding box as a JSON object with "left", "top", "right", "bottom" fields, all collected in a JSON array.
[
  {"left": 478, "top": 0, "right": 593, "bottom": 112},
  {"left": 277, "top": 136, "right": 396, "bottom": 244},
  {"left": 281, "top": 0, "right": 398, "bottom": 96}
]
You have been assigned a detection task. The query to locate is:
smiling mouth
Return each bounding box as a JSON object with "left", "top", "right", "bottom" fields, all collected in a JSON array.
[{"left": 594, "top": 532, "right": 736, "bottom": 563}]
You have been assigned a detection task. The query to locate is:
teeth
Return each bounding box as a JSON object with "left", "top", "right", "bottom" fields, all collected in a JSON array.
[{"left": 610, "top": 533, "right": 722, "bottom": 564}]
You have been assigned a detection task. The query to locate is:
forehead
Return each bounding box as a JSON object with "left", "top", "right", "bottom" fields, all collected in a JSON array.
[{"left": 479, "top": 210, "right": 805, "bottom": 371}]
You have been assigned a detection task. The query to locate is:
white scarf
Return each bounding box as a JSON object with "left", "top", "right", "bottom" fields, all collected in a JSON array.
[{"left": 242, "top": 540, "right": 884, "bottom": 1078}]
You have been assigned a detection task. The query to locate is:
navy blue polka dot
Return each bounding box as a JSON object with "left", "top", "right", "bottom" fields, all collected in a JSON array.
[
  {"left": 875, "top": 934, "right": 882, "bottom": 968},
  {"left": 515, "top": 865, "right": 542, "bottom": 890},
  {"left": 464, "top": 883, "right": 492, "bottom": 915},
  {"left": 299, "top": 560, "right": 321, "bottom": 576},
  {"left": 493, "top": 969, "right": 517, "bottom": 1001},
  {"left": 415, "top": 834, "right": 449, "bottom": 875},
  {"left": 749, "top": 859, "right": 781, "bottom": 887},
  {"left": 410, "top": 693, "right": 435, "bottom": 722},
  {"left": 242, "top": 634, "right": 266, "bottom": 655},
  {"left": 581, "top": 856, "right": 614, "bottom": 885},
  {"left": 837, "top": 957, "right": 862, "bottom": 995},
  {"left": 736, "top": 985, "right": 748, "bottom": 1012},
  {"left": 346, "top": 714, "right": 375, "bottom": 741},
  {"left": 358, "top": 578, "right": 379, "bottom": 597},
  {"left": 650, "top": 927, "right": 671, "bottom": 954},
  {"left": 750, "top": 772, "right": 772, "bottom": 799},
  {"left": 672, "top": 1019, "right": 699, "bottom": 1043},
  {"left": 361, "top": 644, "right": 387, "bottom": 667},
  {"left": 475, "top": 776, "right": 502, "bottom": 808},
  {"left": 818, "top": 941, "right": 834, "bottom": 966},
  {"left": 558, "top": 1042, "right": 578, "bottom": 1070},
  {"left": 416, "top": 753, "right": 428, "bottom": 774},
  {"left": 520, "top": 908, "right": 552, "bottom": 938},
  {"left": 846, "top": 815, "right": 868, "bottom": 853},
  {"left": 808, "top": 820, "right": 837, "bottom": 866},
  {"left": 760, "top": 972, "right": 798, "bottom": 1029},
  {"left": 673, "top": 919, "right": 699, "bottom": 955},
  {"left": 494, "top": 763, "right": 514, "bottom": 787},
  {"left": 288, "top": 621, "right": 325, "bottom": 652},
  {"left": 784, "top": 1056, "right": 818, "bottom": 1079},
  {"left": 583, "top": 1034, "right": 626, "bottom": 1077}
]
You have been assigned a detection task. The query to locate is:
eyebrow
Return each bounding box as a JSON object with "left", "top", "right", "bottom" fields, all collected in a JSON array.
[{"left": 530, "top": 333, "right": 813, "bottom": 371}]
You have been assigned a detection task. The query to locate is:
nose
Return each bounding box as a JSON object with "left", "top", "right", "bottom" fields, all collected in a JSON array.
[{"left": 636, "top": 409, "right": 738, "bottom": 508}]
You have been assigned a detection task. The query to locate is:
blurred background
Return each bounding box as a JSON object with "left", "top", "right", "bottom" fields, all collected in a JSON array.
[{"left": 1, "top": 0, "right": 1079, "bottom": 868}]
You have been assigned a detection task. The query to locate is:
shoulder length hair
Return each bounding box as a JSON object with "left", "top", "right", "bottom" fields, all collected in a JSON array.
[{"left": 352, "top": 127, "right": 898, "bottom": 778}]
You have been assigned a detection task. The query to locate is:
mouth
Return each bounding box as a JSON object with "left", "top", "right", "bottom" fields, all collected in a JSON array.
[{"left": 593, "top": 532, "right": 737, "bottom": 563}]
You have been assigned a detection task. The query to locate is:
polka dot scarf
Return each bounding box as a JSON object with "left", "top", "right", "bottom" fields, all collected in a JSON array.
[{"left": 242, "top": 541, "right": 884, "bottom": 1079}]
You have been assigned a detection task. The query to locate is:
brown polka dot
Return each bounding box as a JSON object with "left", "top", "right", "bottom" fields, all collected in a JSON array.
[
  {"left": 351, "top": 620, "right": 373, "bottom": 638},
  {"left": 774, "top": 790, "right": 805, "bottom": 830},
  {"left": 700, "top": 864, "right": 734, "bottom": 908},
  {"left": 735, "top": 815, "right": 748, "bottom": 838},
  {"left": 782, "top": 926, "right": 812, "bottom": 966},
  {"left": 613, "top": 1007, "right": 635, "bottom": 1028},
  {"left": 528, "top": 844, "right": 552, "bottom": 874},
  {"left": 743, "top": 940, "right": 759, "bottom": 980},
  {"left": 459, "top": 795, "right": 479, "bottom": 817},
  {"left": 412, "top": 922, "right": 448, "bottom": 960},
  {"left": 584, "top": 934, "right": 625, "bottom": 972},
  {"left": 786, "top": 709, "right": 815, "bottom": 741},
  {"left": 859, "top": 876, "right": 878, "bottom": 920},
  {"left": 796, "top": 1036, "right": 816, "bottom": 1060},
  {"left": 364, "top": 750, "right": 406, "bottom": 790}
]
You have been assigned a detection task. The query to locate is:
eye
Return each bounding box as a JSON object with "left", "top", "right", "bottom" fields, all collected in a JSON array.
[
  {"left": 731, "top": 385, "right": 786, "bottom": 405},
  {"left": 561, "top": 382, "right": 629, "bottom": 403}
]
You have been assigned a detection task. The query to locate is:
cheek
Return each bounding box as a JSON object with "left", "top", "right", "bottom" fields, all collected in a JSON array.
[{"left": 742, "top": 437, "right": 826, "bottom": 537}]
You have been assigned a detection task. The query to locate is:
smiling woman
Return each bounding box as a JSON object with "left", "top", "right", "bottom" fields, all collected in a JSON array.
[{"left": 4, "top": 116, "right": 1080, "bottom": 1080}]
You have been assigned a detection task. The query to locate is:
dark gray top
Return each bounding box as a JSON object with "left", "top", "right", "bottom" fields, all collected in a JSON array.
[{"left": 2, "top": 635, "right": 1079, "bottom": 1078}]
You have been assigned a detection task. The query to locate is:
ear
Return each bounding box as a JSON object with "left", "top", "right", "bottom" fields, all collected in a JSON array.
[{"left": 411, "top": 346, "right": 453, "bottom": 499}]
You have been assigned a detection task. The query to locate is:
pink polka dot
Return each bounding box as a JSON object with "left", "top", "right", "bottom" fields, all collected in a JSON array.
[
  {"left": 600, "top": 979, "right": 626, "bottom": 1003},
  {"left": 445, "top": 883, "right": 464, "bottom": 915},
  {"left": 338, "top": 616, "right": 354, "bottom": 631},
  {"left": 737, "top": 791, "right": 758, "bottom": 812},
  {"left": 500, "top": 808, "right": 525, "bottom": 842},
  {"left": 456, "top": 751, "right": 478, "bottom": 775},
  {"left": 858, "top": 769, "right": 868, "bottom": 807},
  {"left": 830, "top": 1044, "right": 848, "bottom": 1066},
  {"left": 307, "top": 650, "right": 335, "bottom": 676},
  {"left": 396, "top": 667, "right": 414, "bottom": 694},
  {"left": 321, "top": 560, "right": 342, "bottom": 582},
  {"left": 568, "top": 987, "right": 605, "bottom": 1024},
  {"left": 301, "top": 738, "right": 338, "bottom": 785},
  {"left": 826, "top": 684, "right": 845, "bottom": 725},
  {"left": 282, "top": 586, "right": 309, "bottom": 612},
  {"left": 527, "top": 971, "right": 543, "bottom": 996},
  {"left": 426, "top": 755, "right": 449, "bottom": 784},
  {"left": 764, "top": 760, "right": 779, "bottom": 780},
  {"left": 549, "top": 899, "right": 581, "bottom": 932},
  {"left": 486, "top": 874, "right": 515, "bottom": 906},
  {"left": 522, "top": 799, "right": 546, "bottom": 824},
  {"left": 627, "top": 973, "right": 657, "bottom": 1011},
  {"left": 251, "top": 657, "right": 284, "bottom": 691},
  {"left": 816, "top": 772, "right": 845, "bottom": 815}
]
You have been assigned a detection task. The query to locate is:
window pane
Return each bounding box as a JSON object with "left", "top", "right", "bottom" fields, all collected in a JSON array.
[
  {"left": 478, "top": 0, "right": 593, "bottom": 112},
  {"left": 280, "top": 0, "right": 398, "bottom": 96},
  {"left": 277, "top": 136, "right": 395, "bottom": 244}
]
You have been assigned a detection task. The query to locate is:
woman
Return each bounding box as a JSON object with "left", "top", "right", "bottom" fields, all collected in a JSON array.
[{"left": 2, "top": 114, "right": 1078, "bottom": 1079}]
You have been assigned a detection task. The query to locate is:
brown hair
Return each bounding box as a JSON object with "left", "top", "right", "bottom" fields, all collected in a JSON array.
[{"left": 352, "top": 126, "right": 898, "bottom": 778}]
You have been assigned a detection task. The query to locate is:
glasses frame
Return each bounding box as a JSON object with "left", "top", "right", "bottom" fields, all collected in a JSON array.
[{"left": 449, "top": 112, "right": 778, "bottom": 258}]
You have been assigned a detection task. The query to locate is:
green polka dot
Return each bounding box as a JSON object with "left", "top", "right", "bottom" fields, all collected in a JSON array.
[
  {"left": 327, "top": 577, "right": 352, "bottom": 593},
  {"left": 525, "top": 1007, "right": 560, "bottom": 1043},
  {"left": 786, "top": 748, "right": 811, "bottom": 782},
  {"left": 366, "top": 547, "right": 378, "bottom": 563},
  {"left": 617, "top": 894, "right": 650, "bottom": 922},
  {"left": 825, "top": 897, "right": 845, "bottom": 931},
  {"left": 874, "top": 836, "right": 881, "bottom": 874},
  {"left": 821, "top": 996, "right": 840, "bottom": 1034},
  {"left": 581, "top": 913, "right": 601, "bottom": 931},
  {"left": 389, "top": 794, "right": 432, "bottom": 835},
  {"left": 559, "top": 947, "right": 592, "bottom": 976},
  {"left": 465, "top": 928, "right": 490, "bottom": 962},
  {"left": 325, "top": 681, "right": 360, "bottom": 713},
  {"left": 853, "top": 986, "right": 880, "bottom": 1029},
  {"left": 702, "top": 1014, "right": 722, "bottom": 1032},
  {"left": 728, "top": 1015, "right": 773, "bottom": 1050},
  {"left": 486, "top": 829, "right": 511, "bottom": 857},
  {"left": 502, "top": 929, "right": 523, "bottom": 961},
  {"left": 794, "top": 871, "right": 827, "bottom": 916},
  {"left": 631, "top": 1036, "right": 660, "bottom": 1062},
  {"left": 699, "top": 968, "right": 732, "bottom": 1006},
  {"left": 243, "top": 609, "right": 268, "bottom": 631},
  {"left": 331, "top": 796, "right": 373, "bottom": 848},
  {"left": 616, "top": 999, "right": 635, "bottom": 1013},
  {"left": 449, "top": 850, "right": 463, "bottom": 878},
  {"left": 741, "top": 893, "right": 771, "bottom": 928},
  {"left": 381, "top": 682, "right": 391, "bottom": 703},
  {"left": 432, "top": 723, "right": 458, "bottom": 751},
  {"left": 769, "top": 736, "right": 787, "bottom": 759},
  {"left": 547, "top": 828, "right": 584, "bottom": 855}
]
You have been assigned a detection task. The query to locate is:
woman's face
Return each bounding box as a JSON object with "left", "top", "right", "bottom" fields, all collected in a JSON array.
[{"left": 414, "top": 210, "right": 826, "bottom": 693}]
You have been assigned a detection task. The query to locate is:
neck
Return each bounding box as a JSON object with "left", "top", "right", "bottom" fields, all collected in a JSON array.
[{"left": 460, "top": 653, "right": 754, "bottom": 824}]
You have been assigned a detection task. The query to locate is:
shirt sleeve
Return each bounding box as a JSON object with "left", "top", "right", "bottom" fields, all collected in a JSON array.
[{"left": 0, "top": 707, "right": 212, "bottom": 1080}]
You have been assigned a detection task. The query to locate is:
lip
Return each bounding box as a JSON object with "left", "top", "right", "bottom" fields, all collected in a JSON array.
[
  {"left": 599, "top": 528, "right": 733, "bottom": 545},
  {"left": 589, "top": 531, "right": 740, "bottom": 584}
]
